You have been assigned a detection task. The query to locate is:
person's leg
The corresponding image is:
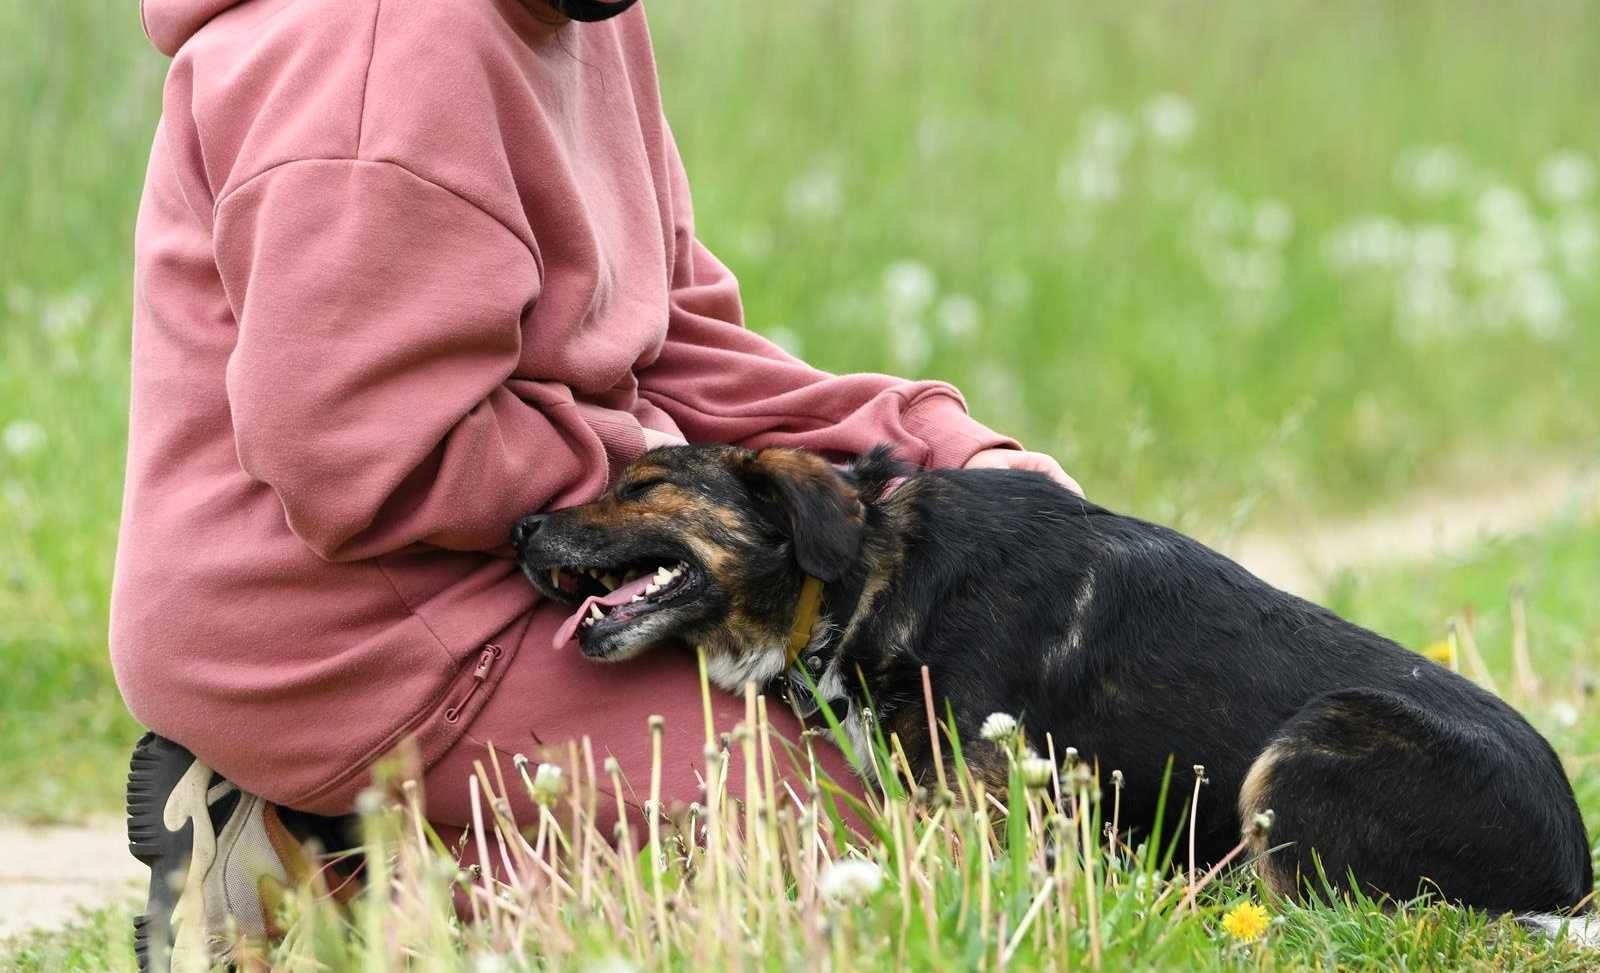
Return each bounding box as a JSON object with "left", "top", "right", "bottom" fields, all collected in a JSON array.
[{"left": 422, "top": 601, "right": 864, "bottom": 872}]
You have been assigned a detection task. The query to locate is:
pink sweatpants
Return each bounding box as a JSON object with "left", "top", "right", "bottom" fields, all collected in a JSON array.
[{"left": 420, "top": 601, "right": 863, "bottom": 863}]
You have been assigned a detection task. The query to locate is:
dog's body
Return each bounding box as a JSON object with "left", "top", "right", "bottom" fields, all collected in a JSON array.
[{"left": 514, "top": 445, "right": 1592, "bottom": 914}]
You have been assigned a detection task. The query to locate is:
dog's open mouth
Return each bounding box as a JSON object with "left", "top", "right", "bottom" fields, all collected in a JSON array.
[{"left": 545, "top": 558, "right": 701, "bottom": 651}]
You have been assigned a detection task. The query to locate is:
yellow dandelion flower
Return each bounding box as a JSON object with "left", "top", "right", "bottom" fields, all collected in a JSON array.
[
  {"left": 1221, "top": 901, "right": 1270, "bottom": 942},
  {"left": 1420, "top": 639, "right": 1455, "bottom": 667}
]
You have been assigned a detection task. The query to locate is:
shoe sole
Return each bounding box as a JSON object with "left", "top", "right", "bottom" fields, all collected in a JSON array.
[{"left": 127, "top": 732, "right": 215, "bottom": 973}]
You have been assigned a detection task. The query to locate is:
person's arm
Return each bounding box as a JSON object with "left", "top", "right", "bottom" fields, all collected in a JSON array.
[
  {"left": 214, "top": 159, "right": 645, "bottom": 562},
  {"left": 635, "top": 137, "right": 1019, "bottom": 469}
]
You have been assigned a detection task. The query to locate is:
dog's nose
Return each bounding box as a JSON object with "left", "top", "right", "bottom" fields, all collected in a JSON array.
[{"left": 511, "top": 514, "right": 547, "bottom": 548}]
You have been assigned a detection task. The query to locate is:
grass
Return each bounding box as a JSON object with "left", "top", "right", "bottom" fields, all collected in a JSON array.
[
  {"left": 3, "top": 0, "right": 1600, "bottom": 967},
  {"left": 8, "top": 509, "right": 1600, "bottom": 971}
]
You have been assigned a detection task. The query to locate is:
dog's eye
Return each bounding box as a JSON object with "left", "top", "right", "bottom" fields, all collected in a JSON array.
[{"left": 617, "top": 477, "right": 666, "bottom": 502}]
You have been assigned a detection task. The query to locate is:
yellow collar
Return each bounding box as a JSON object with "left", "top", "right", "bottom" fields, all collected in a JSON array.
[{"left": 785, "top": 575, "right": 825, "bottom": 667}]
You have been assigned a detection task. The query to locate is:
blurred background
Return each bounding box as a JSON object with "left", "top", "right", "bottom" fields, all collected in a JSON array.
[{"left": 1, "top": 0, "right": 1597, "bottom": 841}]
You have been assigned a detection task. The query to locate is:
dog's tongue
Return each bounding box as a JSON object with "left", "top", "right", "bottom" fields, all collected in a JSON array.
[{"left": 550, "top": 574, "right": 657, "bottom": 650}]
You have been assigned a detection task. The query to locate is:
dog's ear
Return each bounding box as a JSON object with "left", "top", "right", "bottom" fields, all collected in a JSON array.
[{"left": 737, "top": 448, "right": 864, "bottom": 582}]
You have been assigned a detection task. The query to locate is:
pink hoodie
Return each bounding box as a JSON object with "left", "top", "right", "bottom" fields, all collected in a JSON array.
[{"left": 113, "top": 0, "right": 1017, "bottom": 811}]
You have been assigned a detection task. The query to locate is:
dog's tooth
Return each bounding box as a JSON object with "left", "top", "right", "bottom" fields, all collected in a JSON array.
[
  {"left": 630, "top": 594, "right": 645, "bottom": 602},
  {"left": 644, "top": 582, "right": 660, "bottom": 596},
  {"left": 655, "top": 566, "right": 673, "bottom": 585},
  {"left": 602, "top": 572, "right": 621, "bottom": 590},
  {"left": 588, "top": 604, "right": 604, "bottom": 622},
  {"left": 550, "top": 568, "right": 562, "bottom": 588}
]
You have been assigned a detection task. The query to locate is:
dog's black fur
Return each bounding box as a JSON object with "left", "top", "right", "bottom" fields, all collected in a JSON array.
[{"left": 514, "top": 444, "right": 1592, "bottom": 914}]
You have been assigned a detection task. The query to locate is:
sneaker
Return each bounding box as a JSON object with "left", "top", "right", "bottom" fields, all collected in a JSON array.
[{"left": 125, "top": 733, "right": 302, "bottom": 971}]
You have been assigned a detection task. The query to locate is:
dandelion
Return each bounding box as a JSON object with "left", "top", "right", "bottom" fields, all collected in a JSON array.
[
  {"left": 1394, "top": 144, "right": 1468, "bottom": 198},
  {"left": 882, "top": 260, "right": 937, "bottom": 313},
  {"left": 934, "top": 293, "right": 980, "bottom": 339},
  {"left": 1476, "top": 184, "right": 1533, "bottom": 230},
  {"left": 1019, "top": 756, "right": 1055, "bottom": 789},
  {"left": 887, "top": 321, "right": 932, "bottom": 372},
  {"left": 1220, "top": 900, "right": 1270, "bottom": 942},
  {"left": 785, "top": 164, "right": 843, "bottom": 221},
  {"left": 1080, "top": 107, "right": 1135, "bottom": 158},
  {"left": 1420, "top": 640, "right": 1456, "bottom": 667},
  {"left": 762, "top": 325, "right": 803, "bottom": 357},
  {"left": 1538, "top": 150, "right": 1596, "bottom": 205},
  {"left": 818, "top": 858, "right": 883, "bottom": 902},
  {"left": 1058, "top": 154, "right": 1122, "bottom": 205},
  {"left": 1143, "top": 93, "right": 1196, "bottom": 146},
  {"left": 735, "top": 224, "right": 774, "bottom": 260},
  {"left": 1410, "top": 224, "right": 1457, "bottom": 271},
  {"left": 1251, "top": 199, "right": 1294, "bottom": 247},
  {"left": 531, "top": 762, "right": 564, "bottom": 804},
  {"left": 2, "top": 420, "right": 47, "bottom": 457},
  {"left": 979, "top": 712, "right": 1019, "bottom": 743}
]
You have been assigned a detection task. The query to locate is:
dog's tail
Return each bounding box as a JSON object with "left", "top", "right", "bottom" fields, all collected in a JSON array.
[{"left": 1518, "top": 912, "right": 1600, "bottom": 947}]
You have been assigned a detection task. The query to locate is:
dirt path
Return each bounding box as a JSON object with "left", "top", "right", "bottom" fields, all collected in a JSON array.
[
  {"left": 0, "top": 818, "right": 143, "bottom": 943},
  {"left": 1217, "top": 463, "right": 1599, "bottom": 598},
  {"left": 3, "top": 463, "right": 1596, "bottom": 945}
]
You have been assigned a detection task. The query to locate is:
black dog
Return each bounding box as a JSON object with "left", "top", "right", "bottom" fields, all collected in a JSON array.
[{"left": 513, "top": 444, "right": 1592, "bottom": 915}]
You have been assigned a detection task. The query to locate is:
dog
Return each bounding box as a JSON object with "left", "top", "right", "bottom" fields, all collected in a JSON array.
[{"left": 512, "top": 444, "right": 1592, "bottom": 915}]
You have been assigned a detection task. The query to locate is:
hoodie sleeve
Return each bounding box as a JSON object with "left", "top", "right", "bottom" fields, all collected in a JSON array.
[
  {"left": 213, "top": 158, "right": 643, "bottom": 562},
  {"left": 635, "top": 139, "right": 1020, "bottom": 468}
]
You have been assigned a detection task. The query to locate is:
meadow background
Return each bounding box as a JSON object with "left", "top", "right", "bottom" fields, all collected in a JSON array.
[{"left": 3, "top": 0, "right": 1600, "bottom": 968}]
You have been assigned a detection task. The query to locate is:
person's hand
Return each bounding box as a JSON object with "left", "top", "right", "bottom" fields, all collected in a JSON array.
[
  {"left": 641, "top": 427, "right": 688, "bottom": 451},
  {"left": 964, "top": 447, "right": 1083, "bottom": 496}
]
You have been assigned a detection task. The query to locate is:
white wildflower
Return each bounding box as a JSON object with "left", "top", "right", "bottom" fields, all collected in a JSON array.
[
  {"left": 1251, "top": 199, "right": 1294, "bottom": 247},
  {"left": 1550, "top": 701, "right": 1580, "bottom": 728},
  {"left": 979, "top": 712, "right": 1019, "bottom": 742},
  {"left": 1059, "top": 154, "right": 1122, "bottom": 205},
  {"left": 818, "top": 858, "right": 884, "bottom": 902},
  {"left": 531, "top": 762, "right": 564, "bottom": 804},
  {"left": 763, "top": 325, "right": 803, "bottom": 357},
  {"left": 2, "top": 420, "right": 47, "bottom": 457},
  {"left": 934, "top": 293, "right": 981, "bottom": 339},
  {"left": 1019, "top": 756, "right": 1056, "bottom": 789},
  {"left": 40, "top": 291, "right": 92, "bottom": 338},
  {"left": 1410, "top": 224, "right": 1457, "bottom": 271},
  {"left": 1510, "top": 270, "right": 1568, "bottom": 339},
  {"left": 1322, "top": 215, "right": 1409, "bottom": 270},
  {"left": 888, "top": 319, "right": 931, "bottom": 372},
  {"left": 1556, "top": 212, "right": 1599, "bottom": 277},
  {"left": 1394, "top": 144, "right": 1468, "bottom": 198},
  {"left": 1537, "top": 150, "right": 1596, "bottom": 205},
  {"left": 1191, "top": 190, "right": 1242, "bottom": 240},
  {"left": 1476, "top": 184, "right": 1533, "bottom": 229},
  {"left": 882, "top": 260, "right": 937, "bottom": 314},
  {"left": 1081, "top": 107, "right": 1135, "bottom": 158},
  {"left": 736, "top": 224, "right": 773, "bottom": 260},
  {"left": 1142, "top": 93, "right": 1196, "bottom": 146},
  {"left": 785, "top": 165, "right": 843, "bottom": 221}
]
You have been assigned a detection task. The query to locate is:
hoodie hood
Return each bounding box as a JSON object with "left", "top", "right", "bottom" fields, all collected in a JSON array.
[{"left": 141, "top": 0, "right": 247, "bottom": 56}]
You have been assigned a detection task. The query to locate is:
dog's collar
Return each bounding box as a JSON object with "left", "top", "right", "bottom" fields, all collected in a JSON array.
[{"left": 785, "top": 575, "right": 825, "bottom": 668}]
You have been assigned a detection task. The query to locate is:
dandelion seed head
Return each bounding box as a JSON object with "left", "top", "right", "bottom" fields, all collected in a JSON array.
[
  {"left": 979, "top": 712, "right": 1019, "bottom": 742},
  {"left": 2, "top": 420, "right": 47, "bottom": 458},
  {"left": 882, "top": 260, "right": 937, "bottom": 313},
  {"left": 1019, "top": 757, "right": 1056, "bottom": 789},
  {"left": 934, "top": 293, "right": 981, "bottom": 339},
  {"left": 1143, "top": 93, "right": 1197, "bottom": 146},
  {"left": 785, "top": 165, "right": 843, "bottom": 221},
  {"left": 1538, "top": 150, "right": 1596, "bottom": 205},
  {"left": 818, "top": 858, "right": 884, "bottom": 902}
]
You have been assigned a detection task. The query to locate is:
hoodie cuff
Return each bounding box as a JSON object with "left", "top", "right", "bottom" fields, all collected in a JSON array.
[
  {"left": 902, "top": 391, "right": 1023, "bottom": 470},
  {"left": 575, "top": 402, "right": 647, "bottom": 488}
]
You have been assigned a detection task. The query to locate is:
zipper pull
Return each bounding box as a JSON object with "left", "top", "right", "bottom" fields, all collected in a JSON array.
[{"left": 446, "top": 644, "right": 503, "bottom": 723}]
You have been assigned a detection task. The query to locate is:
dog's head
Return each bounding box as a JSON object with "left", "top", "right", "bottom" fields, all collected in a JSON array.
[{"left": 513, "top": 444, "right": 878, "bottom": 683}]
